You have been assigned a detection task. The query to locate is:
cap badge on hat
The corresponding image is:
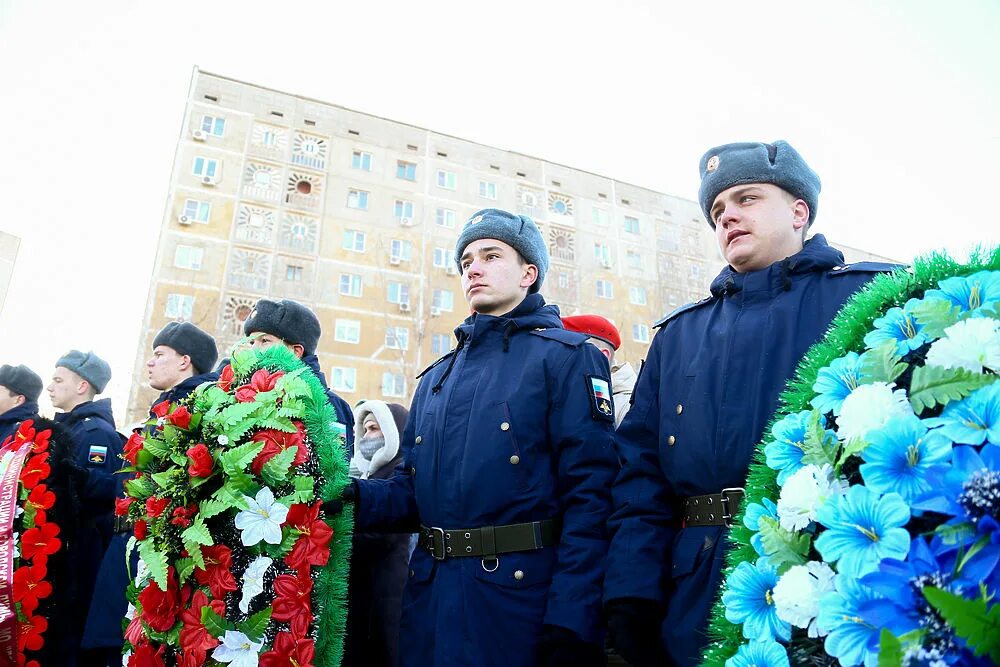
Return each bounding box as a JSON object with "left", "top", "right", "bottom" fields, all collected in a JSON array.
[
  {"left": 469, "top": 214, "right": 484, "bottom": 225},
  {"left": 706, "top": 155, "right": 720, "bottom": 172}
]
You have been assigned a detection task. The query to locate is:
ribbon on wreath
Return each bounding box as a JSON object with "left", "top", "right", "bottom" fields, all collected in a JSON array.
[{"left": 0, "top": 442, "right": 32, "bottom": 665}]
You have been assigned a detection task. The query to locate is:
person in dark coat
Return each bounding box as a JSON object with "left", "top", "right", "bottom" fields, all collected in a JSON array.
[
  {"left": 242, "top": 297, "right": 355, "bottom": 453},
  {"left": 80, "top": 322, "right": 219, "bottom": 666},
  {"left": 47, "top": 350, "right": 125, "bottom": 660},
  {"left": 351, "top": 209, "right": 619, "bottom": 667},
  {"left": 0, "top": 363, "right": 43, "bottom": 444},
  {"left": 603, "top": 141, "right": 899, "bottom": 667},
  {"left": 343, "top": 400, "right": 412, "bottom": 667}
]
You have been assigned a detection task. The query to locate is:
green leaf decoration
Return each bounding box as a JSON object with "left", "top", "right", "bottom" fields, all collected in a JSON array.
[
  {"left": 909, "top": 297, "right": 965, "bottom": 340},
  {"left": 201, "top": 605, "right": 231, "bottom": 639},
  {"left": 908, "top": 365, "right": 993, "bottom": 413},
  {"left": 935, "top": 521, "right": 976, "bottom": 547},
  {"left": 799, "top": 409, "right": 838, "bottom": 468},
  {"left": 260, "top": 445, "right": 300, "bottom": 486},
  {"left": 837, "top": 436, "right": 871, "bottom": 470},
  {"left": 756, "top": 516, "right": 809, "bottom": 573},
  {"left": 151, "top": 469, "right": 176, "bottom": 489},
  {"left": 226, "top": 470, "right": 256, "bottom": 494},
  {"left": 291, "top": 475, "right": 315, "bottom": 503},
  {"left": 22, "top": 501, "right": 37, "bottom": 529},
  {"left": 175, "top": 557, "right": 196, "bottom": 581},
  {"left": 860, "top": 339, "right": 907, "bottom": 385},
  {"left": 198, "top": 498, "right": 232, "bottom": 519},
  {"left": 923, "top": 586, "right": 1000, "bottom": 662},
  {"left": 181, "top": 514, "right": 214, "bottom": 546},
  {"left": 263, "top": 526, "right": 300, "bottom": 558},
  {"left": 239, "top": 607, "right": 273, "bottom": 643},
  {"left": 219, "top": 440, "right": 266, "bottom": 475},
  {"left": 138, "top": 538, "right": 169, "bottom": 591},
  {"left": 212, "top": 484, "right": 249, "bottom": 511},
  {"left": 125, "top": 474, "right": 157, "bottom": 499},
  {"left": 216, "top": 402, "right": 260, "bottom": 429},
  {"left": 877, "top": 628, "right": 903, "bottom": 667},
  {"left": 141, "top": 436, "right": 170, "bottom": 458}
]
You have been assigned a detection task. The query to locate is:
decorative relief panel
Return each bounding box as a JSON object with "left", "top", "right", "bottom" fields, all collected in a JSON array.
[
  {"left": 278, "top": 214, "right": 319, "bottom": 254},
  {"left": 226, "top": 248, "right": 271, "bottom": 293},
  {"left": 547, "top": 192, "right": 574, "bottom": 218},
  {"left": 249, "top": 123, "right": 288, "bottom": 161},
  {"left": 291, "top": 132, "right": 328, "bottom": 170},
  {"left": 285, "top": 171, "right": 324, "bottom": 211},
  {"left": 234, "top": 204, "right": 276, "bottom": 246},
  {"left": 220, "top": 294, "right": 258, "bottom": 338},
  {"left": 516, "top": 185, "right": 544, "bottom": 219},
  {"left": 242, "top": 161, "right": 283, "bottom": 203},
  {"left": 548, "top": 226, "right": 576, "bottom": 263}
]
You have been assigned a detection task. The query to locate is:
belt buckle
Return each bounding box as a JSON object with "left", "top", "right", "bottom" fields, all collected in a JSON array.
[
  {"left": 720, "top": 487, "right": 744, "bottom": 528},
  {"left": 429, "top": 526, "right": 447, "bottom": 560}
]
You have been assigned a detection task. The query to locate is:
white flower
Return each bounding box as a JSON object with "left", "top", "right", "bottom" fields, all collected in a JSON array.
[
  {"left": 212, "top": 630, "right": 262, "bottom": 667},
  {"left": 235, "top": 487, "right": 288, "bottom": 546},
  {"left": 773, "top": 561, "right": 836, "bottom": 637},
  {"left": 777, "top": 464, "right": 847, "bottom": 531},
  {"left": 837, "top": 382, "right": 912, "bottom": 442},
  {"left": 239, "top": 555, "right": 273, "bottom": 613},
  {"left": 218, "top": 434, "right": 230, "bottom": 446},
  {"left": 926, "top": 317, "right": 1000, "bottom": 373}
]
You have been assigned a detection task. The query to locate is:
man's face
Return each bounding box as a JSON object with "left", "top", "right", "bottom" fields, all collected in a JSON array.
[
  {"left": 711, "top": 183, "right": 809, "bottom": 273},
  {"left": 362, "top": 418, "right": 383, "bottom": 440},
  {"left": 248, "top": 333, "right": 304, "bottom": 359},
  {"left": 459, "top": 238, "right": 538, "bottom": 316},
  {"left": 47, "top": 366, "right": 86, "bottom": 411},
  {"left": 146, "top": 345, "right": 190, "bottom": 391},
  {"left": 0, "top": 387, "right": 23, "bottom": 415}
]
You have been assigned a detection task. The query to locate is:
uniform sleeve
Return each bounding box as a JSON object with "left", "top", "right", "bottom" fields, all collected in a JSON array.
[
  {"left": 543, "top": 344, "right": 619, "bottom": 645},
  {"left": 77, "top": 424, "right": 127, "bottom": 509},
  {"left": 604, "top": 330, "right": 676, "bottom": 605}
]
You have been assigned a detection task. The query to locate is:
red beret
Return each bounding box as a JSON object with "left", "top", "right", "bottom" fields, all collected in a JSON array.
[{"left": 561, "top": 314, "right": 621, "bottom": 350}]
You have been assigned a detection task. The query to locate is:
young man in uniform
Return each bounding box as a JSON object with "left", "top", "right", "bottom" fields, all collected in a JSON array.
[
  {"left": 562, "top": 314, "right": 638, "bottom": 427},
  {"left": 0, "top": 364, "right": 43, "bottom": 443},
  {"left": 604, "top": 141, "right": 898, "bottom": 667},
  {"left": 352, "top": 208, "right": 618, "bottom": 667}
]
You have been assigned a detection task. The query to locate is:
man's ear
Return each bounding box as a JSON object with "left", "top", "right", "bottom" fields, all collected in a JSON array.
[
  {"left": 791, "top": 199, "right": 810, "bottom": 231},
  {"left": 520, "top": 264, "right": 539, "bottom": 289},
  {"left": 179, "top": 354, "right": 192, "bottom": 371},
  {"left": 290, "top": 343, "right": 305, "bottom": 359}
]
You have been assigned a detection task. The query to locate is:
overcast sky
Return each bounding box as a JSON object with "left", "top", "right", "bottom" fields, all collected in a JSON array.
[{"left": 0, "top": 0, "right": 997, "bottom": 425}]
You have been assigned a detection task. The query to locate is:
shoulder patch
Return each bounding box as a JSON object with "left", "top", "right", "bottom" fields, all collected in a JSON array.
[
  {"left": 828, "top": 261, "right": 903, "bottom": 276},
  {"left": 416, "top": 351, "right": 455, "bottom": 379},
  {"left": 88, "top": 444, "right": 108, "bottom": 465},
  {"left": 653, "top": 296, "right": 715, "bottom": 328},
  {"left": 529, "top": 328, "right": 588, "bottom": 347},
  {"left": 586, "top": 375, "right": 615, "bottom": 422}
]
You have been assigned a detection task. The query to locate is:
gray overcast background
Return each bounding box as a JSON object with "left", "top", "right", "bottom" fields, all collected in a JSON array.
[{"left": 0, "top": 0, "right": 998, "bottom": 423}]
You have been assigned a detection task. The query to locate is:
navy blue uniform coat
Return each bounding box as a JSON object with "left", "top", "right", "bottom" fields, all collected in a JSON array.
[
  {"left": 604, "top": 236, "right": 897, "bottom": 666},
  {"left": 358, "top": 293, "right": 618, "bottom": 667},
  {"left": 0, "top": 400, "right": 40, "bottom": 444}
]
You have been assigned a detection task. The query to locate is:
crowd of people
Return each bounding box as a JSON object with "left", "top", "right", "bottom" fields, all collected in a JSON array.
[{"left": 0, "top": 139, "right": 898, "bottom": 666}]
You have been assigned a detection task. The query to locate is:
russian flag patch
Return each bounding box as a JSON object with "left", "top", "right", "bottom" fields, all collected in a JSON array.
[{"left": 88, "top": 445, "right": 108, "bottom": 465}]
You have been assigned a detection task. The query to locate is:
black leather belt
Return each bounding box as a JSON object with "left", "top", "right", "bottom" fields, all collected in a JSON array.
[
  {"left": 418, "top": 520, "right": 557, "bottom": 560},
  {"left": 682, "top": 488, "right": 744, "bottom": 527}
]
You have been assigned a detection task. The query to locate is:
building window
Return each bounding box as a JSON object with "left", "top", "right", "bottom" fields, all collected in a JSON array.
[
  {"left": 629, "top": 286, "right": 647, "bottom": 305},
  {"left": 431, "top": 333, "right": 451, "bottom": 355},
  {"left": 592, "top": 207, "right": 609, "bottom": 226},
  {"left": 342, "top": 230, "right": 366, "bottom": 253},
  {"left": 347, "top": 189, "right": 369, "bottom": 210},
  {"left": 182, "top": 199, "right": 211, "bottom": 223},
  {"left": 435, "top": 208, "right": 456, "bottom": 228},
  {"left": 165, "top": 293, "right": 194, "bottom": 320},
  {"left": 396, "top": 160, "right": 417, "bottom": 181},
  {"left": 381, "top": 372, "right": 406, "bottom": 397},
  {"left": 201, "top": 115, "right": 226, "bottom": 137},
  {"left": 285, "top": 265, "right": 304, "bottom": 281},
  {"left": 334, "top": 319, "right": 361, "bottom": 344},
  {"left": 594, "top": 243, "right": 612, "bottom": 267},
  {"left": 478, "top": 180, "right": 497, "bottom": 200},
  {"left": 329, "top": 367, "right": 357, "bottom": 392},
  {"left": 596, "top": 280, "right": 614, "bottom": 299},
  {"left": 432, "top": 289, "right": 454, "bottom": 312},
  {"left": 387, "top": 281, "right": 410, "bottom": 305},
  {"left": 627, "top": 250, "right": 642, "bottom": 270},
  {"left": 386, "top": 327, "right": 410, "bottom": 350},
  {"left": 351, "top": 150, "right": 372, "bottom": 171},
  {"left": 690, "top": 264, "right": 702, "bottom": 280},
  {"left": 394, "top": 199, "right": 415, "bottom": 221},
  {"left": 192, "top": 156, "right": 219, "bottom": 179},
  {"left": 433, "top": 247, "right": 450, "bottom": 268},
  {"left": 173, "top": 245, "right": 204, "bottom": 270},
  {"left": 632, "top": 324, "right": 650, "bottom": 343},
  {"left": 260, "top": 130, "right": 278, "bottom": 147},
  {"left": 389, "top": 239, "right": 413, "bottom": 262},
  {"left": 624, "top": 216, "right": 641, "bottom": 234},
  {"left": 338, "top": 273, "right": 362, "bottom": 297},
  {"left": 558, "top": 272, "right": 570, "bottom": 289},
  {"left": 436, "top": 170, "right": 457, "bottom": 190}
]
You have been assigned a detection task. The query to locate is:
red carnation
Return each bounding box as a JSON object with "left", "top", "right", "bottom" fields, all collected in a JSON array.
[
  {"left": 128, "top": 640, "right": 166, "bottom": 667},
  {"left": 21, "top": 522, "right": 61, "bottom": 562},
  {"left": 260, "top": 631, "right": 316, "bottom": 667},
  {"left": 250, "top": 424, "right": 308, "bottom": 476},
  {"left": 17, "top": 615, "right": 47, "bottom": 652},
  {"left": 170, "top": 503, "right": 197, "bottom": 528},
  {"left": 235, "top": 368, "right": 284, "bottom": 403},
  {"left": 284, "top": 502, "right": 333, "bottom": 571},
  {"left": 27, "top": 485, "right": 55, "bottom": 524},
  {"left": 20, "top": 452, "right": 50, "bottom": 488},
  {"left": 115, "top": 496, "right": 136, "bottom": 517},
  {"left": 186, "top": 443, "right": 213, "bottom": 478},
  {"left": 146, "top": 496, "right": 169, "bottom": 518},
  {"left": 134, "top": 520, "right": 149, "bottom": 541},
  {"left": 124, "top": 609, "right": 145, "bottom": 647},
  {"left": 137, "top": 567, "right": 180, "bottom": 632},
  {"left": 13, "top": 564, "right": 52, "bottom": 615},
  {"left": 217, "top": 364, "right": 235, "bottom": 392},
  {"left": 167, "top": 405, "right": 192, "bottom": 430},
  {"left": 150, "top": 401, "right": 170, "bottom": 418},
  {"left": 178, "top": 589, "right": 225, "bottom": 667},
  {"left": 124, "top": 432, "right": 144, "bottom": 465},
  {"left": 193, "top": 544, "right": 238, "bottom": 598},
  {"left": 271, "top": 569, "right": 313, "bottom": 637}
]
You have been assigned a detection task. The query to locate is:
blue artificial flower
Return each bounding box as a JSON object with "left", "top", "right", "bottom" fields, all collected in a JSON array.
[
  {"left": 859, "top": 414, "right": 952, "bottom": 503},
  {"left": 743, "top": 498, "right": 779, "bottom": 557},
  {"left": 814, "top": 485, "right": 910, "bottom": 578},
  {"left": 863, "top": 298, "right": 929, "bottom": 355},
  {"left": 764, "top": 410, "right": 836, "bottom": 484},
  {"left": 914, "top": 444, "right": 1000, "bottom": 523},
  {"left": 931, "top": 382, "right": 1000, "bottom": 446},
  {"left": 725, "top": 640, "right": 790, "bottom": 667},
  {"left": 923, "top": 270, "right": 1000, "bottom": 318},
  {"left": 817, "top": 575, "right": 883, "bottom": 667},
  {"left": 722, "top": 558, "right": 792, "bottom": 642},
  {"left": 811, "top": 352, "right": 864, "bottom": 416}
]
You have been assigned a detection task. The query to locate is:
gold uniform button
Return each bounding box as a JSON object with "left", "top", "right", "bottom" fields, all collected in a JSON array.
[
  {"left": 410, "top": 466, "right": 416, "bottom": 475},
  {"left": 667, "top": 435, "right": 676, "bottom": 446},
  {"left": 415, "top": 435, "right": 422, "bottom": 444},
  {"left": 500, "top": 422, "right": 510, "bottom": 431},
  {"left": 514, "top": 570, "right": 524, "bottom": 581},
  {"left": 676, "top": 404, "right": 683, "bottom": 415},
  {"left": 509, "top": 455, "right": 520, "bottom": 465}
]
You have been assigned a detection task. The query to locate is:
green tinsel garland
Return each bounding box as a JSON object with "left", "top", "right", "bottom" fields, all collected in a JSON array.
[
  {"left": 699, "top": 246, "right": 1000, "bottom": 666},
  {"left": 255, "top": 345, "right": 354, "bottom": 667}
]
